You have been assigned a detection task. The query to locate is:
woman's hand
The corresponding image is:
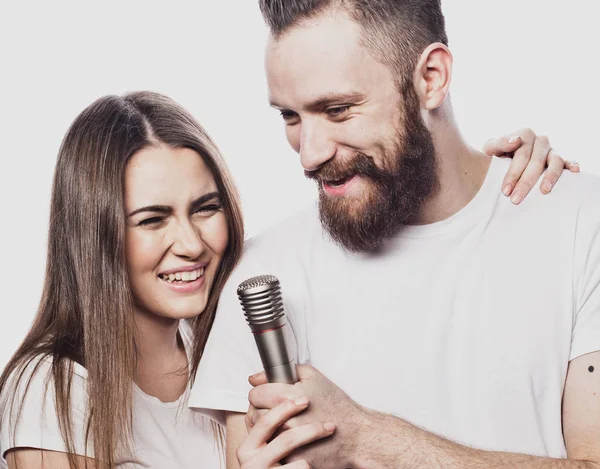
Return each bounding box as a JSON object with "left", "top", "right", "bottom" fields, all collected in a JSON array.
[
  {"left": 483, "top": 128, "right": 580, "bottom": 204},
  {"left": 236, "top": 397, "right": 336, "bottom": 469}
]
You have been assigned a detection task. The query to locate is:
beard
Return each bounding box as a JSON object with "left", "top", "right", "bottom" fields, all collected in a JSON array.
[{"left": 305, "top": 88, "right": 438, "bottom": 253}]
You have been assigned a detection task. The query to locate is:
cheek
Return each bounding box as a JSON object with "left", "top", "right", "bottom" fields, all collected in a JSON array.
[
  {"left": 201, "top": 212, "right": 229, "bottom": 259},
  {"left": 125, "top": 229, "right": 165, "bottom": 275}
]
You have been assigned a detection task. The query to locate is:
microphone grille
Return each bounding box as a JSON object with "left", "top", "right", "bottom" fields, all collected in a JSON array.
[
  {"left": 237, "top": 274, "right": 279, "bottom": 292},
  {"left": 237, "top": 274, "right": 285, "bottom": 331}
]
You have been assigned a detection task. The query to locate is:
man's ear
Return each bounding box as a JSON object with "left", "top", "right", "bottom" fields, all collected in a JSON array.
[{"left": 413, "top": 42, "right": 453, "bottom": 110}]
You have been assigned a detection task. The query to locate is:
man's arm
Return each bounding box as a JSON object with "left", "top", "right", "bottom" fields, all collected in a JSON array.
[
  {"left": 350, "top": 352, "right": 599, "bottom": 469},
  {"left": 247, "top": 355, "right": 600, "bottom": 469}
]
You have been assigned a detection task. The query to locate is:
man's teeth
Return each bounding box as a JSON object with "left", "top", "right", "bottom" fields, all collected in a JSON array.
[
  {"left": 327, "top": 175, "right": 352, "bottom": 186},
  {"left": 159, "top": 267, "right": 204, "bottom": 283}
]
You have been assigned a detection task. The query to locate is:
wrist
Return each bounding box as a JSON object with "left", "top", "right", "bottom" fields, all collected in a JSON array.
[{"left": 346, "top": 405, "right": 389, "bottom": 469}]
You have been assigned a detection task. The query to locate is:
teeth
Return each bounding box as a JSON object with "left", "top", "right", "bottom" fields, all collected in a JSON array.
[{"left": 160, "top": 267, "right": 205, "bottom": 283}]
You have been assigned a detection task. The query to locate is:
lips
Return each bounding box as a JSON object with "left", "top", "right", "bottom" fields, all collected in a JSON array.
[{"left": 322, "top": 175, "right": 359, "bottom": 196}]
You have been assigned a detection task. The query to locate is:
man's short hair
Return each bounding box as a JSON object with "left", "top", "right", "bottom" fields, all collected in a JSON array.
[{"left": 259, "top": 0, "right": 448, "bottom": 86}]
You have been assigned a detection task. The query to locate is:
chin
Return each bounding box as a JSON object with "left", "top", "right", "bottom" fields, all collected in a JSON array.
[{"left": 161, "top": 300, "right": 208, "bottom": 320}]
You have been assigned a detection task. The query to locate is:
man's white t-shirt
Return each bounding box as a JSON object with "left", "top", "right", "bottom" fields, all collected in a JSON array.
[
  {"left": 0, "top": 322, "right": 223, "bottom": 469},
  {"left": 189, "top": 157, "right": 600, "bottom": 458}
]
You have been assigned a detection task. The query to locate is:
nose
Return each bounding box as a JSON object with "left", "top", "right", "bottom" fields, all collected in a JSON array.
[
  {"left": 171, "top": 219, "right": 205, "bottom": 260},
  {"left": 299, "top": 120, "right": 336, "bottom": 172}
]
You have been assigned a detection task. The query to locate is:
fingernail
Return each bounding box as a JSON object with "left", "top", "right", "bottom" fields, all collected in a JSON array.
[
  {"left": 511, "top": 191, "right": 524, "bottom": 205},
  {"left": 295, "top": 397, "right": 309, "bottom": 406},
  {"left": 542, "top": 180, "right": 553, "bottom": 193},
  {"left": 507, "top": 136, "right": 520, "bottom": 144},
  {"left": 324, "top": 422, "right": 336, "bottom": 432},
  {"left": 502, "top": 184, "right": 512, "bottom": 196}
]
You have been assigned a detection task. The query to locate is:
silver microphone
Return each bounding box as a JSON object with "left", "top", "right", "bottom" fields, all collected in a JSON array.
[{"left": 237, "top": 274, "right": 298, "bottom": 384}]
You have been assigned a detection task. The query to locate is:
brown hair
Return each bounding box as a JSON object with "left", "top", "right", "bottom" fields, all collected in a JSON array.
[
  {"left": 259, "top": 0, "right": 448, "bottom": 85},
  {"left": 0, "top": 91, "right": 244, "bottom": 467}
]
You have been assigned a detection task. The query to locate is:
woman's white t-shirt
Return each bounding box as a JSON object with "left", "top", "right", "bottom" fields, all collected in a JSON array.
[{"left": 0, "top": 322, "right": 223, "bottom": 468}]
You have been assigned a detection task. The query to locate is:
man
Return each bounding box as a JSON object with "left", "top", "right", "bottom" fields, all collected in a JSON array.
[{"left": 190, "top": 1, "right": 599, "bottom": 468}]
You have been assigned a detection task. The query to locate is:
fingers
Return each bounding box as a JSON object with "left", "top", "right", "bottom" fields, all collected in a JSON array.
[
  {"left": 267, "top": 422, "right": 335, "bottom": 463},
  {"left": 509, "top": 135, "right": 552, "bottom": 204},
  {"left": 500, "top": 130, "right": 541, "bottom": 199},
  {"left": 249, "top": 371, "right": 268, "bottom": 387},
  {"left": 540, "top": 148, "right": 565, "bottom": 194},
  {"left": 237, "top": 399, "right": 335, "bottom": 469},
  {"left": 249, "top": 383, "right": 300, "bottom": 409},
  {"left": 283, "top": 459, "right": 311, "bottom": 469},
  {"left": 245, "top": 404, "right": 268, "bottom": 432},
  {"left": 565, "top": 160, "right": 581, "bottom": 173},
  {"left": 242, "top": 398, "right": 310, "bottom": 451},
  {"left": 482, "top": 134, "right": 522, "bottom": 157}
]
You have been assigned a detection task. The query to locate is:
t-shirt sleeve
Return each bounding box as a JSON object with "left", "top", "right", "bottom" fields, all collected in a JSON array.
[
  {"left": 0, "top": 356, "right": 91, "bottom": 461},
  {"left": 188, "top": 247, "right": 270, "bottom": 423},
  {"left": 570, "top": 190, "right": 600, "bottom": 361}
]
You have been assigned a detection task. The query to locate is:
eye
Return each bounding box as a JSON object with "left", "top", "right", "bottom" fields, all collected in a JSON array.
[
  {"left": 138, "top": 217, "right": 165, "bottom": 227},
  {"left": 279, "top": 110, "right": 300, "bottom": 125},
  {"left": 193, "top": 204, "right": 222, "bottom": 217},
  {"left": 326, "top": 105, "right": 351, "bottom": 118}
]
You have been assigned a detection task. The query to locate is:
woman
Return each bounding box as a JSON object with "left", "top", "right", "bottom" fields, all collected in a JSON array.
[
  {"left": 0, "top": 89, "right": 571, "bottom": 468},
  {"left": 0, "top": 91, "right": 244, "bottom": 468}
]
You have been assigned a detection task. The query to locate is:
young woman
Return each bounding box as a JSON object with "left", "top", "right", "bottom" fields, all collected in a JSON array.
[
  {"left": 0, "top": 91, "right": 244, "bottom": 468},
  {"left": 0, "top": 89, "right": 571, "bottom": 468}
]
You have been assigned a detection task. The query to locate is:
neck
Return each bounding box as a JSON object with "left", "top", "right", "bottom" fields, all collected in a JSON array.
[
  {"left": 413, "top": 100, "right": 492, "bottom": 225},
  {"left": 133, "top": 308, "right": 183, "bottom": 373}
]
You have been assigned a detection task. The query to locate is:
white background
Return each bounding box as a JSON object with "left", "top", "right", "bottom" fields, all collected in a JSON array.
[{"left": 0, "top": 1, "right": 598, "bottom": 370}]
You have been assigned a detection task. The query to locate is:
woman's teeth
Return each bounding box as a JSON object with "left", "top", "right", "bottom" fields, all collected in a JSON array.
[{"left": 159, "top": 267, "right": 204, "bottom": 283}]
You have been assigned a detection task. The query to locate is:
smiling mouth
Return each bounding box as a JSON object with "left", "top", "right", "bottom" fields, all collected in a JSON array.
[
  {"left": 158, "top": 267, "right": 205, "bottom": 283},
  {"left": 324, "top": 174, "right": 355, "bottom": 187}
]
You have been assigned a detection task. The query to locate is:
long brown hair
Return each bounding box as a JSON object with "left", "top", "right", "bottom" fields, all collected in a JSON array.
[{"left": 0, "top": 91, "right": 244, "bottom": 467}]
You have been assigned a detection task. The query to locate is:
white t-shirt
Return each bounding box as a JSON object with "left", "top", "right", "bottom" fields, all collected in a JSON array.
[
  {"left": 0, "top": 322, "right": 223, "bottom": 469},
  {"left": 189, "top": 157, "right": 600, "bottom": 458}
]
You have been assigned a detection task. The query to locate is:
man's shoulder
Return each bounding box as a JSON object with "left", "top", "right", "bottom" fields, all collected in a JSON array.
[
  {"left": 548, "top": 170, "right": 600, "bottom": 207},
  {"left": 495, "top": 170, "right": 600, "bottom": 221},
  {"left": 244, "top": 202, "right": 322, "bottom": 255},
  {"left": 222, "top": 203, "right": 326, "bottom": 293}
]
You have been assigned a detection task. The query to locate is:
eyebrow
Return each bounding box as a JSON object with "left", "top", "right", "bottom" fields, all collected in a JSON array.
[
  {"left": 128, "top": 191, "right": 221, "bottom": 217},
  {"left": 270, "top": 92, "right": 365, "bottom": 112}
]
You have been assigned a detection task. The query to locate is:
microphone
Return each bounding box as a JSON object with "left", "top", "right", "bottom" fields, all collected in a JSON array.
[{"left": 237, "top": 274, "right": 298, "bottom": 384}]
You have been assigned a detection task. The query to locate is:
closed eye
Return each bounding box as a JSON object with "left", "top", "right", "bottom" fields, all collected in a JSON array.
[
  {"left": 138, "top": 216, "right": 166, "bottom": 227},
  {"left": 193, "top": 203, "right": 222, "bottom": 216}
]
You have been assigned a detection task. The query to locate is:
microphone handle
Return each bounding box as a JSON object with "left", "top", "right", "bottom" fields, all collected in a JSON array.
[{"left": 253, "top": 325, "right": 298, "bottom": 384}]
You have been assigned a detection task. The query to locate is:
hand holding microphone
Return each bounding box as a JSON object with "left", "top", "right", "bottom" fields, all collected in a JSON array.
[{"left": 235, "top": 275, "right": 338, "bottom": 469}]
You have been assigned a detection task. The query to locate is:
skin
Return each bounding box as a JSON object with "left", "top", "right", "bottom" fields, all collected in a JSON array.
[
  {"left": 7, "top": 145, "right": 229, "bottom": 468},
  {"left": 230, "top": 9, "right": 595, "bottom": 469},
  {"left": 125, "top": 145, "right": 229, "bottom": 402}
]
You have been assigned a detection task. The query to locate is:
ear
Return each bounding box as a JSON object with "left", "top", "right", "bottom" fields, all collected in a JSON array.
[{"left": 413, "top": 42, "right": 453, "bottom": 110}]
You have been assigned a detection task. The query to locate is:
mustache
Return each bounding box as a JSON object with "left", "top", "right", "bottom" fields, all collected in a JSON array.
[{"left": 304, "top": 153, "right": 393, "bottom": 183}]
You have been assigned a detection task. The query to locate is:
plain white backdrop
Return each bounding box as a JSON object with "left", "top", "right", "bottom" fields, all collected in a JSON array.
[{"left": 0, "top": 1, "right": 598, "bottom": 370}]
